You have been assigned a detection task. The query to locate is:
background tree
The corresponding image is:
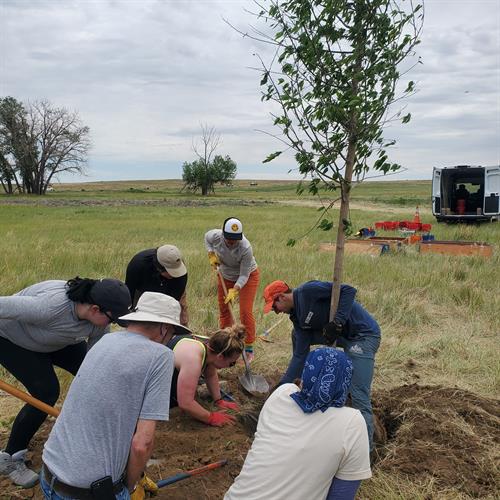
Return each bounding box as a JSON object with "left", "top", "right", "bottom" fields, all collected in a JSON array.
[
  {"left": 0, "top": 97, "right": 90, "bottom": 195},
  {"left": 182, "top": 124, "right": 237, "bottom": 195},
  {"left": 248, "top": 0, "right": 423, "bottom": 317}
]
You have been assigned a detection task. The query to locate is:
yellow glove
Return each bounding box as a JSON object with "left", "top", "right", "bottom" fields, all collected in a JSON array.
[
  {"left": 131, "top": 474, "right": 158, "bottom": 499},
  {"left": 208, "top": 251, "right": 220, "bottom": 269},
  {"left": 224, "top": 288, "right": 239, "bottom": 304},
  {"left": 130, "top": 484, "right": 145, "bottom": 500}
]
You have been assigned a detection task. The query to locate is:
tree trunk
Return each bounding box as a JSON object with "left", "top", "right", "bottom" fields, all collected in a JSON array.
[{"left": 329, "top": 144, "right": 356, "bottom": 321}]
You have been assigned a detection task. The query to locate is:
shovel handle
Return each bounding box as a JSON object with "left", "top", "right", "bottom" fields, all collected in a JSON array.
[
  {"left": 0, "top": 379, "right": 60, "bottom": 418},
  {"left": 216, "top": 268, "right": 236, "bottom": 325},
  {"left": 157, "top": 460, "right": 228, "bottom": 488}
]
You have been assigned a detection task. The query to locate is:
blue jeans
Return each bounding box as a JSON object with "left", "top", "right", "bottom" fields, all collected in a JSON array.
[
  {"left": 337, "top": 334, "right": 381, "bottom": 450},
  {"left": 40, "top": 467, "right": 130, "bottom": 500}
]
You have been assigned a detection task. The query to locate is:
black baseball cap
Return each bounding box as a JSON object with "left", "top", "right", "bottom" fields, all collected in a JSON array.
[{"left": 90, "top": 279, "right": 131, "bottom": 322}]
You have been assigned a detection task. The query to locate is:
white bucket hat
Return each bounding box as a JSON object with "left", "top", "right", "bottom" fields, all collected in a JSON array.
[{"left": 119, "top": 292, "right": 191, "bottom": 334}]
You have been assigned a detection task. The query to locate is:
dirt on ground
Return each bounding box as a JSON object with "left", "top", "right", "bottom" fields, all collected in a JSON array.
[{"left": 1, "top": 381, "right": 498, "bottom": 499}]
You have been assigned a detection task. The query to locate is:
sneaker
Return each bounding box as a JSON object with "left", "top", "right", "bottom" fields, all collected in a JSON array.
[{"left": 0, "top": 449, "right": 39, "bottom": 488}]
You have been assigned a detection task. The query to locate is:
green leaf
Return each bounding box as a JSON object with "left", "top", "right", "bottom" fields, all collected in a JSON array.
[{"left": 263, "top": 151, "right": 283, "bottom": 163}]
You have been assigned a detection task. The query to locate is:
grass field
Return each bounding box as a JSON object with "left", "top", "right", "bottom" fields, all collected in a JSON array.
[{"left": 0, "top": 179, "right": 499, "bottom": 499}]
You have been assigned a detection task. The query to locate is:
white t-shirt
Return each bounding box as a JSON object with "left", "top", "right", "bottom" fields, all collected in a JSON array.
[{"left": 225, "top": 384, "right": 371, "bottom": 500}]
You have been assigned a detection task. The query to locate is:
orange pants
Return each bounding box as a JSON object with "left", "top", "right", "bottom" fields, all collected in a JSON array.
[{"left": 217, "top": 268, "right": 260, "bottom": 348}]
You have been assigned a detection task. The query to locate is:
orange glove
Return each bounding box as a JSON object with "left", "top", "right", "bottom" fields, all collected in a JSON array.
[
  {"left": 208, "top": 411, "right": 236, "bottom": 427},
  {"left": 215, "top": 399, "right": 240, "bottom": 412},
  {"left": 224, "top": 288, "right": 239, "bottom": 304}
]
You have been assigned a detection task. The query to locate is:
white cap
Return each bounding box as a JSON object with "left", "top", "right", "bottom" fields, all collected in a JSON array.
[
  {"left": 119, "top": 292, "right": 191, "bottom": 334},
  {"left": 222, "top": 217, "right": 243, "bottom": 240},
  {"left": 156, "top": 245, "right": 187, "bottom": 278}
]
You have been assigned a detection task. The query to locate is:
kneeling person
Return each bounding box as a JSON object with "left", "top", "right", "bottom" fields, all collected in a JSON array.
[
  {"left": 225, "top": 348, "right": 371, "bottom": 500},
  {"left": 40, "top": 292, "right": 189, "bottom": 499}
]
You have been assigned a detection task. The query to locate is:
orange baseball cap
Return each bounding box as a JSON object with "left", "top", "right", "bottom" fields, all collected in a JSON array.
[{"left": 263, "top": 280, "right": 290, "bottom": 314}]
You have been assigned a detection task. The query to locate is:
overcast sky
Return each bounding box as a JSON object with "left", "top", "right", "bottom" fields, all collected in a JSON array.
[{"left": 1, "top": 0, "right": 499, "bottom": 182}]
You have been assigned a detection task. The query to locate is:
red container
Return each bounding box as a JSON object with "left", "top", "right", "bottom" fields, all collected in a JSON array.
[
  {"left": 387, "top": 221, "right": 399, "bottom": 230},
  {"left": 457, "top": 199, "right": 466, "bottom": 215},
  {"left": 406, "top": 222, "right": 421, "bottom": 230},
  {"left": 375, "top": 222, "right": 385, "bottom": 229},
  {"left": 421, "top": 223, "right": 432, "bottom": 232}
]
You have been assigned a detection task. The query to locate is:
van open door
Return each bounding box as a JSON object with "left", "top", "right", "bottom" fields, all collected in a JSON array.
[
  {"left": 432, "top": 167, "right": 441, "bottom": 216},
  {"left": 484, "top": 166, "right": 500, "bottom": 215}
]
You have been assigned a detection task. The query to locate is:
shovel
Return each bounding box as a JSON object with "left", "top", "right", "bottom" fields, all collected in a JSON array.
[
  {"left": 216, "top": 268, "right": 269, "bottom": 395},
  {"left": 0, "top": 379, "right": 60, "bottom": 417}
]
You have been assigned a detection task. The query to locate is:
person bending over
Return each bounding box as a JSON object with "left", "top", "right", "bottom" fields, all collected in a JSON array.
[{"left": 167, "top": 324, "right": 245, "bottom": 426}]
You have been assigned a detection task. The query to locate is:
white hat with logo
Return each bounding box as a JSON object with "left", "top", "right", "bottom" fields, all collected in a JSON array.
[{"left": 222, "top": 217, "right": 243, "bottom": 240}]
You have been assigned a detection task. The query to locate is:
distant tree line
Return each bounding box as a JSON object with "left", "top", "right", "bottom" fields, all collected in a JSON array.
[{"left": 0, "top": 97, "right": 90, "bottom": 195}]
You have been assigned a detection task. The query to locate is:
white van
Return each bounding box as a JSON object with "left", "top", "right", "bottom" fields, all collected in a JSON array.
[{"left": 432, "top": 165, "right": 500, "bottom": 222}]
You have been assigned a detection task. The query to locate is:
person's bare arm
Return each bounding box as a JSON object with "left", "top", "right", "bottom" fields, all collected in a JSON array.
[
  {"left": 204, "top": 364, "right": 221, "bottom": 401},
  {"left": 179, "top": 291, "right": 188, "bottom": 326},
  {"left": 126, "top": 419, "right": 156, "bottom": 491},
  {"left": 175, "top": 344, "right": 211, "bottom": 424}
]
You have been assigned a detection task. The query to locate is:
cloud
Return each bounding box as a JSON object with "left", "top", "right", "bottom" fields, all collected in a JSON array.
[{"left": 1, "top": 0, "right": 498, "bottom": 182}]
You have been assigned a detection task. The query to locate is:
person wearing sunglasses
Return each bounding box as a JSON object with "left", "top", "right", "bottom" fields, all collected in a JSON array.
[
  {"left": 166, "top": 324, "right": 246, "bottom": 426},
  {"left": 0, "top": 276, "right": 131, "bottom": 488}
]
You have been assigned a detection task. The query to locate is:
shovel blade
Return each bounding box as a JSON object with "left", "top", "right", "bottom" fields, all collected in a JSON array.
[{"left": 239, "top": 372, "right": 269, "bottom": 395}]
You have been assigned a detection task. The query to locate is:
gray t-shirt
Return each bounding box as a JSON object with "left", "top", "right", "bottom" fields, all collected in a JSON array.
[
  {"left": 42, "top": 331, "right": 173, "bottom": 487},
  {"left": 204, "top": 229, "right": 258, "bottom": 288},
  {"left": 0, "top": 280, "right": 108, "bottom": 352}
]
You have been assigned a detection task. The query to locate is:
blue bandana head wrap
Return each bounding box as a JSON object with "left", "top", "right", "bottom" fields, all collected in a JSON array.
[{"left": 290, "top": 347, "right": 353, "bottom": 413}]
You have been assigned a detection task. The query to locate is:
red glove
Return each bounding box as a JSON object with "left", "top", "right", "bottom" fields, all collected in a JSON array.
[
  {"left": 208, "top": 412, "right": 236, "bottom": 427},
  {"left": 215, "top": 399, "right": 240, "bottom": 412}
]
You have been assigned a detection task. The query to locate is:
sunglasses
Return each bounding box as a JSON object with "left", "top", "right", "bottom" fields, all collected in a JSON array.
[{"left": 99, "top": 309, "right": 115, "bottom": 323}]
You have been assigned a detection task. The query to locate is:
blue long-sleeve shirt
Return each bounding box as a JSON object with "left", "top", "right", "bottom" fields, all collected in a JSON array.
[{"left": 281, "top": 281, "right": 380, "bottom": 384}]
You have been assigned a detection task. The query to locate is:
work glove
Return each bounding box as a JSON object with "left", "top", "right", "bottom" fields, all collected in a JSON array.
[
  {"left": 322, "top": 320, "right": 343, "bottom": 345},
  {"left": 208, "top": 251, "right": 220, "bottom": 269},
  {"left": 131, "top": 473, "right": 158, "bottom": 499},
  {"left": 224, "top": 288, "right": 239, "bottom": 304},
  {"left": 215, "top": 399, "right": 240, "bottom": 412},
  {"left": 208, "top": 411, "right": 236, "bottom": 427}
]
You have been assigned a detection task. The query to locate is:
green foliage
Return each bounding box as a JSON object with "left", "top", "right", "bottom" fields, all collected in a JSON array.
[
  {"left": 0, "top": 97, "right": 90, "bottom": 195},
  {"left": 182, "top": 155, "right": 237, "bottom": 196},
  {"left": 254, "top": 0, "right": 423, "bottom": 241}
]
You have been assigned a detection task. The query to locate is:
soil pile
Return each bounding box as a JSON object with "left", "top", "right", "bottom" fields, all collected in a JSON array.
[{"left": 373, "top": 384, "right": 500, "bottom": 498}]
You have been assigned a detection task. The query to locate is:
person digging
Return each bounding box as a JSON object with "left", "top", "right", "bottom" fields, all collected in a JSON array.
[
  {"left": 166, "top": 324, "right": 245, "bottom": 426},
  {"left": 40, "top": 292, "right": 187, "bottom": 499},
  {"left": 205, "top": 217, "right": 260, "bottom": 362},
  {"left": 263, "top": 280, "right": 381, "bottom": 451},
  {"left": 0, "top": 276, "right": 131, "bottom": 488}
]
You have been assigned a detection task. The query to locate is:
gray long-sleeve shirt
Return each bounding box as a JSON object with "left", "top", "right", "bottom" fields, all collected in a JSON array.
[
  {"left": 204, "top": 229, "right": 258, "bottom": 288},
  {"left": 0, "top": 280, "right": 109, "bottom": 352}
]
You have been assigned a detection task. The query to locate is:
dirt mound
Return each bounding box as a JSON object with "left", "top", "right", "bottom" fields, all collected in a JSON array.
[{"left": 373, "top": 384, "right": 500, "bottom": 498}]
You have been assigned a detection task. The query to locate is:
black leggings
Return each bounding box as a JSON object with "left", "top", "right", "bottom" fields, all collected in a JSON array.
[{"left": 0, "top": 337, "right": 86, "bottom": 454}]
